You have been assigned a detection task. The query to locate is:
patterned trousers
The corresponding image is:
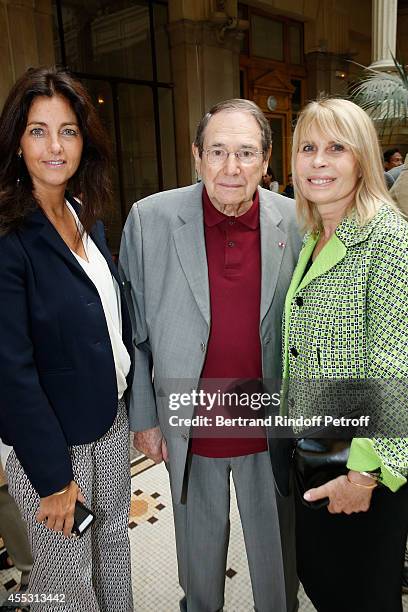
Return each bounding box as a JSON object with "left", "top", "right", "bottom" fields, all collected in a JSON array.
[{"left": 6, "top": 399, "right": 133, "bottom": 612}]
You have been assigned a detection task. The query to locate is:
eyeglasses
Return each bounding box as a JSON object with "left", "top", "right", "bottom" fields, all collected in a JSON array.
[{"left": 204, "top": 147, "right": 263, "bottom": 166}]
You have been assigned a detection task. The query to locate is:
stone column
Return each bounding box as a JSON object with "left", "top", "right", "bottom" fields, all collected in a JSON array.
[
  {"left": 0, "top": 0, "right": 55, "bottom": 110},
  {"left": 303, "top": 0, "right": 353, "bottom": 98},
  {"left": 168, "top": 12, "right": 241, "bottom": 185},
  {"left": 369, "top": 0, "right": 398, "bottom": 70}
]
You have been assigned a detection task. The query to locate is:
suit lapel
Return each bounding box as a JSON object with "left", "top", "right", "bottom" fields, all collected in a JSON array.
[
  {"left": 297, "top": 233, "right": 346, "bottom": 293},
  {"left": 35, "top": 210, "right": 91, "bottom": 283},
  {"left": 173, "top": 184, "right": 210, "bottom": 326},
  {"left": 283, "top": 232, "right": 347, "bottom": 324},
  {"left": 65, "top": 193, "right": 122, "bottom": 285},
  {"left": 282, "top": 232, "right": 347, "bottom": 378},
  {"left": 282, "top": 234, "right": 317, "bottom": 377},
  {"left": 259, "top": 191, "right": 287, "bottom": 323},
  {"left": 89, "top": 225, "right": 122, "bottom": 286},
  {"left": 32, "top": 195, "right": 122, "bottom": 290},
  {"left": 286, "top": 235, "right": 317, "bottom": 298}
]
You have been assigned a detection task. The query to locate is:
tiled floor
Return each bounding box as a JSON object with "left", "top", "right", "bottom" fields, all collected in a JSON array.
[
  {"left": 1, "top": 456, "right": 407, "bottom": 611},
  {"left": 130, "top": 457, "right": 314, "bottom": 612},
  {"left": 129, "top": 458, "right": 408, "bottom": 612}
]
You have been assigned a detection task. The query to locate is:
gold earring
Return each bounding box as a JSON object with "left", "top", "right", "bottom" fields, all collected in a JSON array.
[{"left": 17, "top": 150, "right": 23, "bottom": 185}]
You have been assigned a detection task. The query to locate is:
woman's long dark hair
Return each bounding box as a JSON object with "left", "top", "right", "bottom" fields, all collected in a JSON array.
[{"left": 0, "top": 66, "right": 112, "bottom": 234}]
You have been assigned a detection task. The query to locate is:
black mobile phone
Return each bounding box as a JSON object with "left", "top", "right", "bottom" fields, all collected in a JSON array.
[{"left": 72, "top": 501, "right": 95, "bottom": 537}]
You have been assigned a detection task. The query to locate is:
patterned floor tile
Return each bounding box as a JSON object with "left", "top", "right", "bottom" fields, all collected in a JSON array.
[
  {"left": 129, "top": 461, "right": 316, "bottom": 610},
  {"left": 0, "top": 457, "right": 407, "bottom": 611},
  {"left": 130, "top": 460, "right": 408, "bottom": 612}
]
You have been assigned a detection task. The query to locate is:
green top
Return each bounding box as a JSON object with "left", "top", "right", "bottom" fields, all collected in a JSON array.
[{"left": 282, "top": 205, "right": 408, "bottom": 492}]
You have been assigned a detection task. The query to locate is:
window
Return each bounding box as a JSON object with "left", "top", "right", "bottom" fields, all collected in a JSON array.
[
  {"left": 289, "top": 25, "right": 302, "bottom": 65},
  {"left": 244, "top": 10, "right": 304, "bottom": 65},
  {"left": 52, "top": 0, "right": 176, "bottom": 252},
  {"left": 56, "top": 0, "right": 153, "bottom": 80},
  {"left": 251, "top": 15, "right": 283, "bottom": 61}
]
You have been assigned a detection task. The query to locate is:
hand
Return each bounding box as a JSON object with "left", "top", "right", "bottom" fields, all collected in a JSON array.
[
  {"left": 133, "top": 427, "right": 167, "bottom": 464},
  {"left": 304, "top": 471, "right": 376, "bottom": 514},
  {"left": 36, "top": 480, "right": 85, "bottom": 537}
]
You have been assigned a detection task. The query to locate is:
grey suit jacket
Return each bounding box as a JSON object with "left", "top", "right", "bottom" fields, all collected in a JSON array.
[
  {"left": 119, "top": 182, "right": 302, "bottom": 503},
  {"left": 390, "top": 164, "right": 408, "bottom": 217}
]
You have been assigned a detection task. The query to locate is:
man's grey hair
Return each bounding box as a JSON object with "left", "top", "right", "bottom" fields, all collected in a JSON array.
[{"left": 194, "top": 98, "right": 272, "bottom": 160}]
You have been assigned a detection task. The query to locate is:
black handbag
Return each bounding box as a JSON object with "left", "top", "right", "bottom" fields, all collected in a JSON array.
[{"left": 293, "top": 438, "right": 351, "bottom": 509}]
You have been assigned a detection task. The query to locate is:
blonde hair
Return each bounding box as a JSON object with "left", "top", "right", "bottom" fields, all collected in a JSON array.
[{"left": 291, "top": 98, "right": 398, "bottom": 232}]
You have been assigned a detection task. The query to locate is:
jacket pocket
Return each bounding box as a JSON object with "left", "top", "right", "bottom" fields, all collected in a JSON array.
[{"left": 39, "top": 367, "right": 74, "bottom": 375}]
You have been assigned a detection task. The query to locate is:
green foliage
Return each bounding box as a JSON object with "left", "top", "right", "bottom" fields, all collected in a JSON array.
[{"left": 350, "top": 55, "right": 408, "bottom": 134}]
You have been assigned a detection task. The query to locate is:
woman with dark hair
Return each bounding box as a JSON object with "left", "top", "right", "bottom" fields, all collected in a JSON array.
[
  {"left": 261, "top": 166, "right": 279, "bottom": 192},
  {"left": 0, "top": 67, "right": 133, "bottom": 611}
]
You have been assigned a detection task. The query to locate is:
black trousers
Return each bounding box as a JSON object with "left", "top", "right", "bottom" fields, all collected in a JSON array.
[{"left": 295, "top": 481, "right": 408, "bottom": 612}]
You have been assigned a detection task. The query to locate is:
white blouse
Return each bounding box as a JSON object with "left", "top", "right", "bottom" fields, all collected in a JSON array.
[{"left": 66, "top": 201, "right": 131, "bottom": 400}]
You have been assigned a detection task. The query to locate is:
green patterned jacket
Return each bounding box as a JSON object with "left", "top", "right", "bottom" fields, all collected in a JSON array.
[{"left": 283, "top": 205, "right": 408, "bottom": 491}]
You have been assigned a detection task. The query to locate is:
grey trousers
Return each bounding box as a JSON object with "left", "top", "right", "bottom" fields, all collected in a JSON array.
[
  {"left": 6, "top": 400, "right": 133, "bottom": 612},
  {"left": 172, "top": 451, "right": 298, "bottom": 612},
  {"left": 0, "top": 484, "right": 33, "bottom": 586}
]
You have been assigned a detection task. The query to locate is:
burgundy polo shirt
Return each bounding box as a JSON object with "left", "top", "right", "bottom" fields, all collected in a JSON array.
[{"left": 191, "top": 187, "right": 267, "bottom": 457}]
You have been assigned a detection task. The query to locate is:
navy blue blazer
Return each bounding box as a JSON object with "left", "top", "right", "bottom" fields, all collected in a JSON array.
[{"left": 0, "top": 195, "right": 133, "bottom": 497}]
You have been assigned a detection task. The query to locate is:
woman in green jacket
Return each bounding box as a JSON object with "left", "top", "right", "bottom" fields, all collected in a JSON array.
[{"left": 284, "top": 98, "right": 408, "bottom": 612}]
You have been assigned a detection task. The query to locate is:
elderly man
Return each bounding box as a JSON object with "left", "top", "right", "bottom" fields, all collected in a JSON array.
[{"left": 120, "top": 99, "right": 301, "bottom": 612}]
